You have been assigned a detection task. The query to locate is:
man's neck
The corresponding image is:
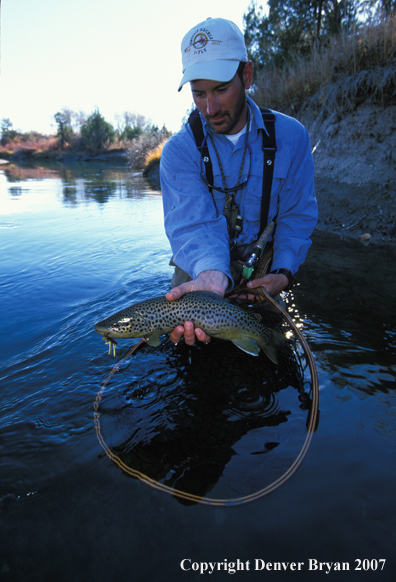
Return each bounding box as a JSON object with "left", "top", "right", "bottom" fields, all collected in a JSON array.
[
  {"left": 224, "top": 123, "right": 247, "bottom": 144},
  {"left": 226, "top": 103, "right": 248, "bottom": 135}
]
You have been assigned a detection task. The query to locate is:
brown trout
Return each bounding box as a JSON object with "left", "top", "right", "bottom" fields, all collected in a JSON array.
[{"left": 95, "top": 291, "right": 285, "bottom": 363}]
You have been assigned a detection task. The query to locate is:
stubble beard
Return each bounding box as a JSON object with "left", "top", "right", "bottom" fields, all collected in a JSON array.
[{"left": 204, "top": 88, "right": 247, "bottom": 135}]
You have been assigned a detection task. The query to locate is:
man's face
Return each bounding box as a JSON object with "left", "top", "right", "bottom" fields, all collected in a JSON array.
[{"left": 190, "top": 69, "right": 249, "bottom": 135}]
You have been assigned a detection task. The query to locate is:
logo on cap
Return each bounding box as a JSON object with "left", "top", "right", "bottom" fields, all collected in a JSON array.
[
  {"left": 193, "top": 32, "right": 209, "bottom": 50},
  {"left": 184, "top": 27, "right": 222, "bottom": 54}
]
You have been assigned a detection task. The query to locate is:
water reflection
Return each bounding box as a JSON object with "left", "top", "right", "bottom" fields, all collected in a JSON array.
[
  {"left": 1, "top": 161, "right": 396, "bottom": 577},
  {"left": 1, "top": 162, "right": 60, "bottom": 182},
  {"left": 95, "top": 323, "right": 312, "bottom": 505},
  {"left": 1, "top": 161, "right": 160, "bottom": 206}
]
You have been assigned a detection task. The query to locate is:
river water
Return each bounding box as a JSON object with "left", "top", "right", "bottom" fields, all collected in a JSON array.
[{"left": 1, "top": 162, "right": 395, "bottom": 581}]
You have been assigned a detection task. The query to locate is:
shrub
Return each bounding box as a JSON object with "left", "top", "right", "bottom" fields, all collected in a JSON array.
[
  {"left": 127, "top": 133, "right": 169, "bottom": 170},
  {"left": 80, "top": 109, "right": 115, "bottom": 155}
]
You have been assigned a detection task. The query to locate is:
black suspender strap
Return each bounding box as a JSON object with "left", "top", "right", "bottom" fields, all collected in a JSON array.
[
  {"left": 259, "top": 107, "right": 276, "bottom": 233},
  {"left": 188, "top": 107, "right": 276, "bottom": 229},
  {"left": 188, "top": 109, "right": 214, "bottom": 193}
]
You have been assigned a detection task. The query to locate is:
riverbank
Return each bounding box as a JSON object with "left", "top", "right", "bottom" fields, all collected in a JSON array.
[
  {"left": 302, "top": 104, "right": 396, "bottom": 246},
  {"left": 0, "top": 148, "right": 129, "bottom": 164},
  {"left": 142, "top": 103, "right": 396, "bottom": 246},
  {"left": 1, "top": 102, "right": 394, "bottom": 246},
  {"left": 314, "top": 177, "right": 394, "bottom": 245}
]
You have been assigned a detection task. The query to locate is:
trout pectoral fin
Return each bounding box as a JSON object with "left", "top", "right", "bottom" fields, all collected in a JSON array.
[
  {"left": 231, "top": 337, "right": 260, "bottom": 357},
  {"left": 145, "top": 329, "right": 161, "bottom": 346}
]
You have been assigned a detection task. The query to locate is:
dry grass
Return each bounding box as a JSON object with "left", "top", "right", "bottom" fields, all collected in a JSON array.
[
  {"left": 145, "top": 142, "right": 165, "bottom": 166},
  {"left": 126, "top": 134, "right": 167, "bottom": 170},
  {"left": 0, "top": 134, "right": 77, "bottom": 159},
  {"left": 142, "top": 142, "right": 166, "bottom": 177},
  {"left": 251, "top": 16, "right": 396, "bottom": 117}
]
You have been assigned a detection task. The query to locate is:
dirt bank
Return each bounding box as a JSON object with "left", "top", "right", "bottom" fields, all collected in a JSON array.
[
  {"left": 143, "top": 104, "right": 395, "bottom": 245},
  {"left": 301, "top": 104, "right": 396, "bottom": 246}
]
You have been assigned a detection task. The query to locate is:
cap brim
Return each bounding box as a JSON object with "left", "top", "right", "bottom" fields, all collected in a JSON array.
[{"left": 178, "top": 60, "right": 240, "bottom": 92}]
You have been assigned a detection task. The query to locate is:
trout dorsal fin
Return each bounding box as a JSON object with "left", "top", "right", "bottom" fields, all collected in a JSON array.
[{"left": 190, "top": 291, "right": 228, "bottom": 302}]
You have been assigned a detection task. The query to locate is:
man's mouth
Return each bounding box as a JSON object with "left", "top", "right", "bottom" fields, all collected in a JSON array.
[{"left": 207, "top": 113, "right": 228, "bottom": 125}]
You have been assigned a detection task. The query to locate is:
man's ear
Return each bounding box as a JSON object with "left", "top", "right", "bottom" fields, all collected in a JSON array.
[{"left": 243, "top": 61, "right": 254, "bottom": 90}]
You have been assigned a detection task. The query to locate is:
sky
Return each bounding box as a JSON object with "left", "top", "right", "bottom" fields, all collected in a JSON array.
[{"left": 0, "top": 0, "right": 255, "bottom": 135}]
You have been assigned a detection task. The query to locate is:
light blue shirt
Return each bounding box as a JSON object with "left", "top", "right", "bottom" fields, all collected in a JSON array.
[{"left": 160, "top": 97, "right": 318, "bottom": 283}]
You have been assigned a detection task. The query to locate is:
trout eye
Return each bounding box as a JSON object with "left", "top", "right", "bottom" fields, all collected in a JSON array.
[
  {"left": 111, "top": 319, "right": 131, "bottom": 331},
  {"left": 113, "top": 317, "right": 132, "bottom": 328}
]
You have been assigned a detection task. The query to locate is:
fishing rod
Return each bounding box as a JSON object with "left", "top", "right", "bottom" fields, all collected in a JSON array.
[
  {"left": 240, "top": 221, "right": 274, "bottom": 283},
  {"left": 94, "top": 275, "right": 319, "bottom": 506},
  {"left": 95, "top": 218, "right": 319, "bottom": 506}
]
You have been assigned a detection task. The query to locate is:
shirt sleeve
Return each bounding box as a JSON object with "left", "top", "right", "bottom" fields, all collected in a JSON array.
[
  {"left": 160, "top": 129, "right": 232, "bottom": 282},
  {"left": 269, "top": 119, "right": 318, "bottom": 275}
]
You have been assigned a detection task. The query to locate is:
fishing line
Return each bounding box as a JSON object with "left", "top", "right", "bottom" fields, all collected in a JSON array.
[{"left": 94, "top": 294, "right": 319, "bottom": 507}]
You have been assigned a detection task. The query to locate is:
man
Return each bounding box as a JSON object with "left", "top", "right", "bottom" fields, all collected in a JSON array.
[{"left": 160, "top": 17, "right": 318, "bottom": 347}]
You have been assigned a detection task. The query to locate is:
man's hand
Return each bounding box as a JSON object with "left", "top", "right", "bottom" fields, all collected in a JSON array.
[
  {"left": 246, "top": 272, "right": 289, "bottom": 297},
  {"left": 166, "top": 270, "right": 228, "bottom": 346},
  {"left": 231, "top": 272, "right": 289, "bottom": 302}
]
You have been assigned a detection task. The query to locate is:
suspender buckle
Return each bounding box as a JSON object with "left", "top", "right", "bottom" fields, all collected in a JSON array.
[{"left": 262, "top": 146, "right": 276, "bottom": 155}]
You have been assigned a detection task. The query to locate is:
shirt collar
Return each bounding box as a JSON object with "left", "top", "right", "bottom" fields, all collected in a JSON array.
[{"left": 247, "top": 96, "right": 270, "bottom": 138}]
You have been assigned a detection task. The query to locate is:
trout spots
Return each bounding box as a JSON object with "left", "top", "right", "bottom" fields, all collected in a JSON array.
[{"left": 94, "top": 291, "right": 284, "bottom": 360}]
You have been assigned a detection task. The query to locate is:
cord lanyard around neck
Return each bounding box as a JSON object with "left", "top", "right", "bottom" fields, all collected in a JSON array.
[{"left": 208, "top": 111, "right": 252, "bottom": 242}]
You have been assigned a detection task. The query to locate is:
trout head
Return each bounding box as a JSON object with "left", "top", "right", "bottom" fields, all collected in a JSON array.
[{"left": 95, "top": 304, "right": 153, "bottom": 339}]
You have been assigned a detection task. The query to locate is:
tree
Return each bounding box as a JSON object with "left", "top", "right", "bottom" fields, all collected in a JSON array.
[
  {"left": 80, "top": 109, "right": 115, "bottom": 154},
  {"left": 74, "top": 110, "right": 87, "bottom": 131},
  {"left": 382, "top": 0, "right": 396, "bottom": 14},
  {"left": 122, "top": 125, "right": 144, "bottom": 140},
  {"left": 244, "top": 0, "right": 359, "bottom": 71},
  {"left": 54, "top": 109, "right": 74, "bottom": 150},
  {"left": 1, "top": 118, "right": 17, "bottom": 145},
  {"left": 366, "top": 0, "right": 396, "bottom": 16},
  {"left": 117, "top": 111, "right": 150, "bottom": 141}
]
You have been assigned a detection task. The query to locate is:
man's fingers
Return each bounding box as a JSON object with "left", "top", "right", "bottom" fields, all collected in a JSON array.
[
  {"left": 247, "top": 273, "right": 288, "bottom": 296},
  {"left": 169, "top": 324, "right": 211, "bottom": 346},
  {"left": 169, "top": 326, "right": 185, "bottom": 344},
  {"left": 195, "top": 328, "right": 211, "bottom": 344},
  {"left": 169, "top": 322, "right": 196, "bottom": 346},
  {"left": 183, "top": 321, "right": 196, "bottom": 345},
  {"left": 166, "top": 282, "right": 194, "bottom": 301},
  {"left": 166, "top": 271, "right": 228, "bottom": 302}
]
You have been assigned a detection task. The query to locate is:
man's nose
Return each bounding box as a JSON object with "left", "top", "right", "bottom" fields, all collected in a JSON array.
[{"left": 206, "top": 95, "right": 220, "bottom": 117}]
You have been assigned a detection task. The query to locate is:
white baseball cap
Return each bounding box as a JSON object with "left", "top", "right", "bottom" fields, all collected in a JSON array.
[{"left": 178, "top": 18, "right": 248, "bottom": 92}]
